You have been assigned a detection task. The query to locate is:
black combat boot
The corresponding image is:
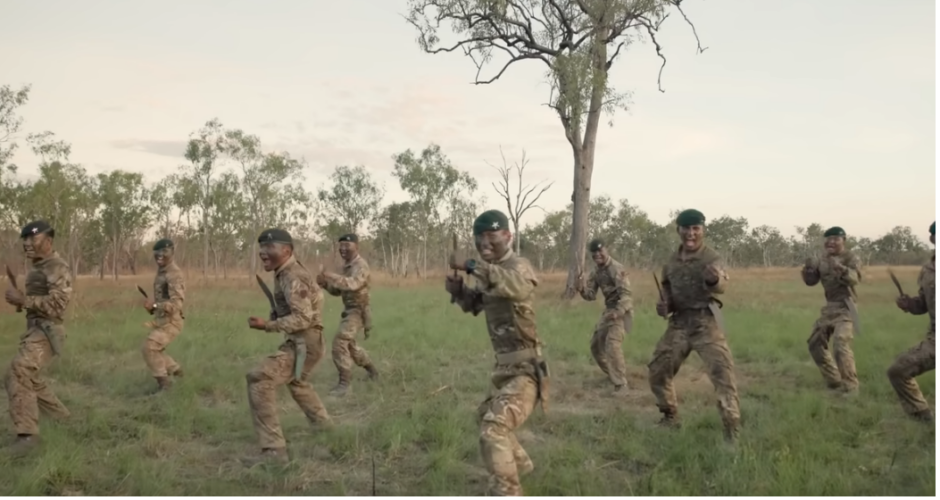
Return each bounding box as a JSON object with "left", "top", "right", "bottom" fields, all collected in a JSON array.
[
  {"left": 912, "top": 409, "right": 934, "bottom": 424},
  {"left": 152, "top": 376, "right": 172, "bottom": 394},
  {"left": 657, "top": 408, "right": 681, "bottom": 429},
  {"left": 330, "top": 370, "right": 351, "bottom": 397}
]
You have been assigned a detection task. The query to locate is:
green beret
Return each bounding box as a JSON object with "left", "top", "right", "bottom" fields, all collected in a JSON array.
[
  {"left": 588, "top": 238, "right": 605, "bottom": 252},
  {"left": 930, "top": 222, "right": 935, "bottom": 236},
  {"left": 823, "top": 226, "right": 846, "bottom": 238},
  {"left": 21, "top": 220, "right": 54, "bottom": 239},
  {"left": 257, "top": 228, "right": 292, "bottom": 245},
  {"left": 676, "top": 209, "right": 705, "bottom": 227},
  {"left": 338, "top": 233, "right": 358, "bottom": 243},
  {"left": 153, "top": 238, "right": 174, "bottom": 251},
  {"left": 473, "top": 209, "right": 510, "bottom": 236}
]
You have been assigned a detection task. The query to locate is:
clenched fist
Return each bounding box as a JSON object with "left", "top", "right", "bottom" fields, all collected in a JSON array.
[
  {"left": 445, "top": 274, "right": 463, "bottom": 295},
  {"left": 895, "top": 295, "right": 914, "bottom": 312},
  {"left": 449, "top": 252, "right": 467, "bottom": 271},
  {"left": 703, "top": 264, "right": 722, "bottom": 284},
  {"left": 655, "top": 300, "right": 671, "bottom": 318}
]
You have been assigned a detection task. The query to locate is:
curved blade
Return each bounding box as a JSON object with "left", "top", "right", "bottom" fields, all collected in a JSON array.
[
  {"left": 255, "top": 274, "right": 277, "bottom": 310},
  {"left": 887, "top": 269, "right": 905, "bottom": 297},
  {"left": 136, "top": 285, "right": 148, "bottom": 298}
]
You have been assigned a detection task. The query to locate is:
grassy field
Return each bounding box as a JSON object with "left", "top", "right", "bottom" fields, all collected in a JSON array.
[{"left": 0, "top": 265, "right": 934, "bottom": 495}]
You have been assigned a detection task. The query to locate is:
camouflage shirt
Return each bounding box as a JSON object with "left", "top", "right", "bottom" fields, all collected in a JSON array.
[
  {"left": 24, "top": 251, "right": 72, "bottom": 324},
  {"left": 265, "top": 255, "right": 324, "bottom": 337},
  {"left": 324, "top": 255, "right": 370, "bottom": 312},
  {"left": 580, "top": 256, "right": 633, "bottom": 313},
  {"left": 660, "top": 244, "right": 728, "bottom": 313},
  {"left": 453, "top": 249, "right": 542, "bottom": 357},
  {"left": 804, "top": 251, "right": 862, "bottom": 304},
  {"left": 153, "top": 261, "right": 185, "bottom": 319},
  {"left": 906, "top": 252, "right": 936, "bottom": 336}
]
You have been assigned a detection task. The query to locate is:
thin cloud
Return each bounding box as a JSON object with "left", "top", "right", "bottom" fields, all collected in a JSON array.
[{"left": 111, "top": 139, "right": 188, "bottom": 158}]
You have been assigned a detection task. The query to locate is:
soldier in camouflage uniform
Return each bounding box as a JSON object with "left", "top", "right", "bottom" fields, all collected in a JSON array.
[
  {"left": 801, "top": 226, "right": 863, "bottom": 393},
  {"left": 648, "top": 209, "right": 741, "bottom": 442},
  {"left": 244, "top": 228, "right": 332, "bottom": 465},
  {"left": 446, "top": 209, "right": 549, "bottom": 496},
  {"left": 887, "top": 221, "right": 935, "bottom": 422},
  {"left": 577, "top": 238, "right": 634, "bottom": 391},
  {"left": 3, "top": 221, "right": 73, "bottom": 453},
  {"left": 317, "top": 233, "right": 378, "bottom": 397},
  {"left": 141, "top": 238, "right": 185, "bottom": 393}
]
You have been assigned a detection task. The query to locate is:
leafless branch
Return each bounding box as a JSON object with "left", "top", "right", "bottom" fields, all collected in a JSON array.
[
  {"left": 672, "top": 0, "right": 708, "bottom": 54},
  {"left": 407, "top": 0, "right": 707, "bottom": 110}
]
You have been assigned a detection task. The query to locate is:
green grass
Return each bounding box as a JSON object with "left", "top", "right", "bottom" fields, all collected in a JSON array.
[{"left": 0, "top": 266, "right": 934, "bottom": 495}]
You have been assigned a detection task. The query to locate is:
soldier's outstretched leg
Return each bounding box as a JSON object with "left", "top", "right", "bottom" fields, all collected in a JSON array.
[
  {"left": 142, "top": 325, "right": 181, "bottom": 393},
  {"left": 589, "top": 325, "right": 611, "bottom": 381},
  {"left": 692, "top": 327, "right": 741, "bottom": 442},
  {"left": 330, "top": 314, "right": 376, "bottom": 396},
  {"left": 808, "top": 323, "right": 842, "bottom": 390},
  {"left": 245, "top": 348, "right": 298, "bottom": 465},
  {"left": 887, "top": 337, "right": 936, "bottom": 422},
  {"left": 830, "top": 321, "right": 858, "bottom": 393},
  {"left": 287, "top": 334, "right": 332, "bottom": 428},
  {"left": 648, "top": 325, "right": 692, "bottom": 427},
  {"left": 477, "top": 375, "right": 538, "bottom": 496},
  {"left": 4, "top": 332, "right": 64, "bottom": 453},
  {"left": 603, "top": 318, "right": 629, "bottom": 390}
]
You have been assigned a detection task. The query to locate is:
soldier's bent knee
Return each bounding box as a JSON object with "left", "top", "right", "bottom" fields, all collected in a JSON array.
[
  {"left": 246, "top": 370, "right": 265, "bottom": 384},
  {"left": 479, "top": 421, "right": 509, "bottom": 444},
  {"left": 142, "top": 338, "right": 162, "bottom": 353},
  {"left": 9, "top": 357, "right": 33, "bottom": 379},
  {"left": 886, "top": 362, "right": 905, "bottom": 381}
]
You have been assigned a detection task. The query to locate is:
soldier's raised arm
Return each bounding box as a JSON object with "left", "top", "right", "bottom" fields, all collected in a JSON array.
[
  {"left": 834, "top": 253, "right": 862, "bottom": 287},
  {"left": 471, "top": 258, "right": 537, "bottom": 301},
  {"left": 155, "top": 267, "right": 185, "bottom": 317},
  {"left": 801, "top": 257, "right": 821, "bottom": 286},
  {"left": 450, "top": 278, "right": 484, "bottom": 315},
  {"left": 613, "top": 265, "right": 634, "bottom": 310},
  {"left": 265, "top": 274, "right": 315, "bottom": 334},
  {"left": 25, "top": 260, "right": 72, "bottom": 318},
  {"left": 326, "top": 261, "right": 368, "bottom": 292},
  {"left": 704, "top": 256, "right": 730, "bottom": 295},
  {"left": 579, "top": 269, "right": 599, "bottom": 301},
  {"left": 905, "top": 268, "right": 930, "bottom": 316}
]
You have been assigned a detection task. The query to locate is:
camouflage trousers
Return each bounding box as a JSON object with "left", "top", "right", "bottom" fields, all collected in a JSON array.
[
  {"left": 246, "top": 332, "right": 331, "bottom": 450},
  {"left": 3, "top": 326, "right": 70, "bottom": 435},
  {"left": 648, "top": 311, "right": 740, "bottom": 436},
  {"left": 887, "top": 333, "right": 935, "bottom": 417},
  {"left": 331, "top": 311, "right": 372, "bottom": 384},
  {"left": 807, "top": 311, "right": 858, "bottom": 391},
  {"left": 477, "top": 372, "right": 539, "bottom": 496},
  {"left": 590, "top": 309, "right": 628, "bottom": 387},
  {"left": 141, "top": 317, "right": 183, "bottom": 378}
]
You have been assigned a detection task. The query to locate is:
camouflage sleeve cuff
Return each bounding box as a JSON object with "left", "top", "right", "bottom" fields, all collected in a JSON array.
[
  {"left": 23, "top": 295, "right": 41, "bottom": 311},
  {"left": 264, "top": 319, "right": 280, "bottom": 332}
]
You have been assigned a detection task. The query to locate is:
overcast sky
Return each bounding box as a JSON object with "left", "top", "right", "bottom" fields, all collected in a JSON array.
[{"left": 2, "top": 0, "right": 936, "bottom": 239}]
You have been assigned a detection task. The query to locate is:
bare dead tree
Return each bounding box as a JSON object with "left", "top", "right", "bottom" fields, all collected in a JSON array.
[
  {"left": 405, "top": 0, "right": 706, "bottom": 299},
  {"left": 486, "top": 146, "right": 554, "bottom": 255}
]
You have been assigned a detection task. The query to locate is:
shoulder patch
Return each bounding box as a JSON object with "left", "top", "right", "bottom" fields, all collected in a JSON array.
[{"left": 299, "top": 289, "right": 308, "bottom": 299}]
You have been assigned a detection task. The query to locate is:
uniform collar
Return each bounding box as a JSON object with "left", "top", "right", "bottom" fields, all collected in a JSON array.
[
  {"left": 275, "top": 255, "right": 297, "bottom": 275},
  {"left": 497, "top": 249, "right": 515, "bottom": 264},
  {"left": 32, "top": 251, "right": 59, "bottom": 266},
  {"left": 675, "top": 244, "right": 707, "bottom": 261}
]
